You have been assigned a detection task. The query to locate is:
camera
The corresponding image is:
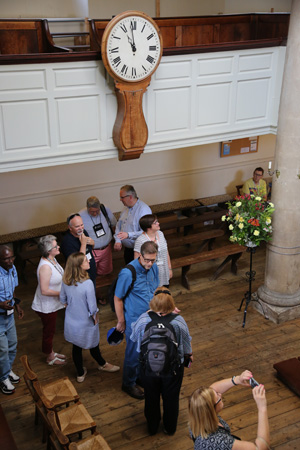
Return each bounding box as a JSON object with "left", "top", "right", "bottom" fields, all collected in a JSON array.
[{"left": 249, "top": 377, "right": 259, "bottom": 388}]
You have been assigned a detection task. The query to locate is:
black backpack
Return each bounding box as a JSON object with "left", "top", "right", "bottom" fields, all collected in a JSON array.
[
  {"left": 108, "top": 264, "right": 136, "bottom": 312},
  {"left": 140, "top": 311, "right": 180, "bottom": 377}
]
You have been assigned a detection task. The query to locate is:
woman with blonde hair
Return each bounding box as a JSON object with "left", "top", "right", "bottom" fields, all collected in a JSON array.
[
  {"left": 60, "top": 252, "right": 119, "bottom": 382},
  {"left": 131, "top": 286, "right": 192, "bottom": 436},
  {"left": 188, "top": 370, "right": 270, "bottom": 449}
]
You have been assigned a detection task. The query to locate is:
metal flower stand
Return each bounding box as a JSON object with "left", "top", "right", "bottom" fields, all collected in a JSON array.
[{"left": 238, "top": 244, "right": 268, "bottom": 327}]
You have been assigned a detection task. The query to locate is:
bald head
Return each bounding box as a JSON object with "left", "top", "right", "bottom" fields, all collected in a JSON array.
[{"left": 0, "top": 245, "right": 15, "bottom": 271}]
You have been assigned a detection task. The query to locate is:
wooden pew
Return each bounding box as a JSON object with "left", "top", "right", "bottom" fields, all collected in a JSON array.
[
  {"left": 166, "top": 228, "right": 225, "bottom": 252},
  {"left": 172, "top": 244, "right": 247, "bottom": 289},
  {"left": 0, "top": 405, "right": 18, "bottom": 450},
  {"left": 159, "top": 209, "right": 225, "bottom": 233},
  {"left": 0, "top": 19, "right": 70, "bottom": 55}
]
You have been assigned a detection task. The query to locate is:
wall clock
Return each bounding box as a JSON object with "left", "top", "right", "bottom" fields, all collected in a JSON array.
[{"left": 101, "top": 11, "right": 163, "bottom": 160}]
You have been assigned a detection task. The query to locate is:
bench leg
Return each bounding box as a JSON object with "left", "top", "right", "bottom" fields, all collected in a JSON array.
[
  {"left": 181, "top": 265, "right": 191, "bottom": 290},
  {"left": 231, "top": 252, "right": 242, "bottom": 275},
  {"left": 210, "top": 255, "right": 232, "bottom": 281}
]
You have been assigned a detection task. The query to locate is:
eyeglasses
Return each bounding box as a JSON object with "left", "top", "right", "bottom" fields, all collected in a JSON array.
[
  {"left": 254, "top": 172, "right": 263, "bottom": 177},
  {"left": 152, "top": 220, "right": 159, "bottom": 224},
  {"left": 214, "top": 393, "right": 222, "bottom": 407},
  {"left": 120, "top": 195, "right": 130, "bottom": 199},
  {"left": 51, "top": 245, "right": 59, "bottom": 250},
  {"left": 141, "top": 256, "right": 157, "bottom": 263}
]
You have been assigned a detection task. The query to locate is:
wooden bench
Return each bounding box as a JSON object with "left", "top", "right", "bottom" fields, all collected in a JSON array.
[
  {"left": 166, "top": 228, "right": 225, "bottom": 252},
  {"left": 172, "top": 244, "right": 247, "bottom": 289},
  {"left": 0, "top": 405, "right": 18, "bottom": 450},
  {"left": 160, "top": 209, "right": 225, "bottom": 233}
]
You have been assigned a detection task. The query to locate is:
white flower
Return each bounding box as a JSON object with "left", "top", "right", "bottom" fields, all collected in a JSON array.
[
  {"left": 265, "top": 218, "right": 271, "bottom": 225},
  {"left": 229, "top": 224, "right": 234, "bottom": 230},
  {"left": 236, "top": 202, "right": 242, "bottom": 207},
  {"left": 268, "top": 202, "right": 274, "bottom": 208},
  {"left": 255, "top": 196, "right": 261, "bottom": 201},
  {"left": 238, "top": 223, "right": 244, "bottom": 229},
  {"left": 253, "top": 230, "right": 260, "bottom": 236},
  {"left": 221, "top": 215, "right": 226, "bottom": 222}
]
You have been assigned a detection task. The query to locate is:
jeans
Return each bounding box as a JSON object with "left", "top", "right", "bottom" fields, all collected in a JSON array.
[
  {"left": 0, "top": 314, "right": 17, "bottom": 382},
  {"left": 122, "top": 323, "right": 140, "bottom": 387}
]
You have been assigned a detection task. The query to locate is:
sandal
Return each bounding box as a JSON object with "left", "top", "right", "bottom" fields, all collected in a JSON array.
[
  {"left": 98, "top": 298, "right": 107, "bottom": 306},
  {"left": 53, "top": 352, "right": 66, "bottom": 359},
  {"left": 47, "top": 356, "right": 66, "bottom": 366}
]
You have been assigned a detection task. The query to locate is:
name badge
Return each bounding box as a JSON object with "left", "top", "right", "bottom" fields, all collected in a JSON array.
[
  {"left": 86, "top": 252, "right": 92, "bottom": 261},
  {"left": 93, "top": 223, "right": 106, "bottom": 238},
  {"left": 7, "top": 308, "right": 14, "bottom": 316}
]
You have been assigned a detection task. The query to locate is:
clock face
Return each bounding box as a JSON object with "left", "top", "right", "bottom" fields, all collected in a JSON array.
[{"left": 106, "top": 15, "right": 161, "bottom": 82}]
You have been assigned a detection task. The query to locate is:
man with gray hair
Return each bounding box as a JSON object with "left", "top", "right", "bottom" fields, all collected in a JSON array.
[
  {"left": 79, "top": 196, "right": 116, "bottom": 282},
  {"left": 114, "top": 185, "right": 151, "bottom": 264}
]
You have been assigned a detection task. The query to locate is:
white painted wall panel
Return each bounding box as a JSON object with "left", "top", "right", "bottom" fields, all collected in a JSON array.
[
  {"left": 2, "top": 100, "right": 49, "bottom": 150},
  {"left": 154, "top": 87, "right": 191, "bottom": 132},
  {"left": 239, "top": 53, "right": 273, "bottom": 72},
  {"left": 198, "top": 56, "right": 233, "bottom": 76},
  {"left": 236, "top": 79, "right": 270, "bottom": 121},
  {"left": 197, "top": 82, "right": 231, "bottom": 126},
  {"left": 54, "top": 67, "right": 97, "bottom": 88},
  {"left": 0, "top": 70, "right": 46, "bottom": 92},
  {"left": 56, "top": 96, "right": 100, "bottom": 144}
]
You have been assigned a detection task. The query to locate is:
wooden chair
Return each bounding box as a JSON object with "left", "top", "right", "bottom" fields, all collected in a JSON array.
[
  {"left": 235, "top": 184, "right": 243, "bottom": 196},
  {"left": 20, "top": 355, "right": 80, "bottom": 442},
  {"left": 48, "top": 411, "right": 111, "bottom": 450},
  {"left": 35, "top": 383, "right": 96, "bottom": 442}
]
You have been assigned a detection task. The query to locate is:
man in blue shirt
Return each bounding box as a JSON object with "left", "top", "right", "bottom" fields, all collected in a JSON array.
[
  {"left": 114, "top": 185, "right": 151, "bottom": 264},
  {"left": 114, "top": 241, "right": 159, "bottom": 399},
  {"left": 0, "top": 245, "right": 24, "bottom": 395}
]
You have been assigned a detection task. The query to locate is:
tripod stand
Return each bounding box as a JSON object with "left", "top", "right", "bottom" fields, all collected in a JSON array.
[{"left": 238, "top": 246, "right": 267, "bottom": 327}]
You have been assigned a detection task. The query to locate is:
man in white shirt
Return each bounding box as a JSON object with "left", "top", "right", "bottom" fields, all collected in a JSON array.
[{"left": 114, "top": 185, "right": 151, "bottom": 264}]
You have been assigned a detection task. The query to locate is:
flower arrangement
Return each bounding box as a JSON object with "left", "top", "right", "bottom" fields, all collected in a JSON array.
[{"left": 222, "top": 194, "right": 275, "bottom": 247}]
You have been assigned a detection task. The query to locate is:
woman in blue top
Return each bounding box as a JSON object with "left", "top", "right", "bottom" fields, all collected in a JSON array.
[
  {"left": 188, "top": 370, "right": 270, "bottom": 450},
  {"left": 60, "top": 252, "right": 119, "bottom": 382}
]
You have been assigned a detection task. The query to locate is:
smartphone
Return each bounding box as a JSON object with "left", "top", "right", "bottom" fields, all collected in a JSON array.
[{"left": 249, "top": 377, "right": 259, "bottom": 388}]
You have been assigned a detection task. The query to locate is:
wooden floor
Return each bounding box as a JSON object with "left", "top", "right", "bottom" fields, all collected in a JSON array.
[{"left": 1, "top": 241, "right": 300, "bottom": 449}]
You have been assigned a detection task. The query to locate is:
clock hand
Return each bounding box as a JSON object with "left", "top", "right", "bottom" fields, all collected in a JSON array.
[{"left": 130, "top": 21, "right": 137, "bottom": 53}]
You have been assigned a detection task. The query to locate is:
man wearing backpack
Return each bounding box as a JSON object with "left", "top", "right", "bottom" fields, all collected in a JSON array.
[
  {"left": 114, "top": 241, "right": 159, "bottom": 400},
  {"left": 79, "top": 196, "right": 116, "bottom": 305},
  {"left": 131, "top": 287, "right": 193, "bottom": 436}
]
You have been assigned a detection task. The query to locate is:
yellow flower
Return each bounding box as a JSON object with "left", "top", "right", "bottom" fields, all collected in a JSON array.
[
  {"left": 229, "top": 224, "right": 234, "bottom": 230},
  {"left": 239, "top": 217, "right": 244, "bottom": 222},
  {"left": 269, "top": 202, "right": 274, "bottom": 208},
  {"left": 235, "top": 214, "right": 240, "bottom": 221},
  {"left": 236, "top": 202, "right": 242, "bottom": 207},
  {"left": 266, "top": 218, "right": 271, "bottom": 225},
  {"left": 238, "top": 223, "right": 244, "bottom": 229},
  {"left": 221, "top": 215, "right": 226, "bottom": 222},
  {"left": 254, "top": 230, "right": 260, "bottom": 236},
  {"left": 255, "top": 196, "right": 262, "bottom": 201}
]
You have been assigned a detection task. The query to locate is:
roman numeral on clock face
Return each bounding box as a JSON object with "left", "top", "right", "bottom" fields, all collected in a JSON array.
[
  {"left": 120, "top": 24, "right": 127, "bottom": 33},
  {"left": 147, "top": 33, "right": 154, "bottom": 40},
  {"left": 132, "top": 67, "right": 137, "bottom": 77},
  {"left": 146, "top": 55, "right": 154, "bottom": 64},
  {"left": 121, "top": 64, "right": 128, "bottom": 74},
  {"left": 110, "top": 47, "right": 119, "bottom": 53},
  {"left": 149, "top": 46, "right": 156, "bottom": 51},
  {"left": 113, "top": 56, "right": 121, "bottom": 66}
]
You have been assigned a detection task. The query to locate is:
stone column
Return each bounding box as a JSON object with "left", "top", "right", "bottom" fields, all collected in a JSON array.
[{"left": 256, "top": 0, "right": 300, "bottom": 323}]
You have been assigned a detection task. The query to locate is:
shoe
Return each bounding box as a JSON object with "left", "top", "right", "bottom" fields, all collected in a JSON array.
[
  {"left": 0, "top": 378, "right": 15, "bottom": 395},
  {"left": 47, "top": 356, "right": 66, "bottom": 366},
  {"left": 76, "top": 367, "right": 87, "bottom": 383},
  {"left": 9, "top": 370, "right": 20, "bottom": 384},
  {"left": 97, "top": 298, "right": 107, "bottom": 306},
  {"left": 122, "top": 384, "right": 144, "bottom": 400},
  {"left": 98, "top": 362, "right": 120, "bottom": 373}
]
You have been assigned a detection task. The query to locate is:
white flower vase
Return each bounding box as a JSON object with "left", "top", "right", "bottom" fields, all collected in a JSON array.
[{"left": 246, "top": 241, "right": 257, "bottom": 248}]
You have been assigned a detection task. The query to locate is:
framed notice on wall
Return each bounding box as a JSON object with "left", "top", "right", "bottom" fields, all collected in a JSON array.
[{"left": 221, "top": 137, "right": 259, "bottom": 158}]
